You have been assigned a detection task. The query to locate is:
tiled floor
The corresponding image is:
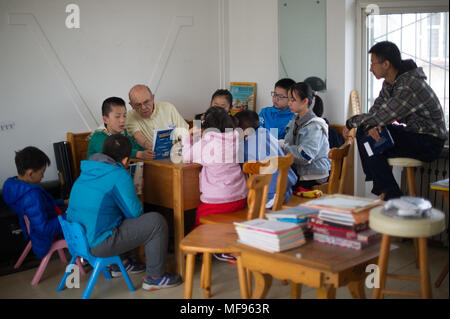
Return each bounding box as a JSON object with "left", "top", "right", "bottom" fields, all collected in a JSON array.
[{"left": 0, "top": 239, "right": 447, "bottom": 299}]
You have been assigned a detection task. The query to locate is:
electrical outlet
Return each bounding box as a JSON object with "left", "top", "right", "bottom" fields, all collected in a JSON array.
[{"left": 0, "top": 121, "right": 15, "bottom": 131}]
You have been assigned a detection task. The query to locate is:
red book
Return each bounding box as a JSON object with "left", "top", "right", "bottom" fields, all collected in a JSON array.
[
  {"left": 309, "top": 216, "right": 369, "bottom": 232},
  {"left": 309, "top": 222, "right": 358, "bottom": 240},
  {"left": 357, "top": 229, "right": 382, "bottom": 244}
]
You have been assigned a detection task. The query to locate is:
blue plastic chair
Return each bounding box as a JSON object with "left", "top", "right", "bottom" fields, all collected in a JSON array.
[{"left": 56, "top": 215, "right": 135, "bottom": 299}]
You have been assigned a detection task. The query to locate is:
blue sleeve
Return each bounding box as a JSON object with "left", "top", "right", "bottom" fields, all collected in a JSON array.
[
  {"left": 112, "top": 170, "right": 143, "bottom": 219},
  {"left": 258, "top": 108, "right": 267, "bottom": 129},
  {"left": 23, "top": 190, "right": 62, "bottom": 237}
]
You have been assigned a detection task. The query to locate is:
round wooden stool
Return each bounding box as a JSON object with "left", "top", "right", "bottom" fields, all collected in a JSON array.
[
  {"left": 180, "top": 224, "right": 244, "bottom": 299},
  {"left": 369, "top": 206, "right": 446, "bottom": 299},
  {"left": 387, "top": 158, "right": 423, "bottom": 197}
]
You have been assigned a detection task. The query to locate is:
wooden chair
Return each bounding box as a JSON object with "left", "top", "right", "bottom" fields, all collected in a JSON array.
[
  {"left": 66, "top": 132, "right": 91, "bottom": 179},
  {"left": 198, "top": 153, "right": 293, "bottom": 225},
  {"left": 284, "top": 135, "right": 353, "bottom": 208},
  {"left": 180, "top": 173, "right": 272, "bottom": 298}
]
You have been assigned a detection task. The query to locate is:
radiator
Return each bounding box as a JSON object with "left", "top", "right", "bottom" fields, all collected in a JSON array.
[{"left": 401, "top": 147, "right": 449, "bottom": 247}]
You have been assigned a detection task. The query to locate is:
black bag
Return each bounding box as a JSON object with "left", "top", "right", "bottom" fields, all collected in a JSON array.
[{"left": 53, "top": 141, "right": 75, "bottom": 198}]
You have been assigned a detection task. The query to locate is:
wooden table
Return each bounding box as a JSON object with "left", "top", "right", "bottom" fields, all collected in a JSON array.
[
  {"left": 232, "top": 239, "right": 383, "bottom": 299},
  {"left": 141, "top": 158, "right": 202, "bottom": 277},
  {"left": 430, "top": 179, "right": 449, "bottom": 288}
]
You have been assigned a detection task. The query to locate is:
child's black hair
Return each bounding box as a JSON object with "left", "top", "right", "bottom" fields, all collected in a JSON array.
[
  {"left": 102, "top": 97, "right": 126, "bottom": 117},
  {"left": 275, "top": 78, "right": 296, "bottom": 91},
  {"left": 235, "top": 110, "right": 260, "bottom": 131},
  {"left": 210, "top": 89, "right": 233, "bottom": 108},
  {"left": 289, "top": 82, "right": 314, "bottom": 107},
  {"left": 15, "top": 146, "right": 50, "bottom": 176},
  {"left": 102, "top": 134, "right": 132, "bottom": 163},
  {"left": 312, "top": 93, "right": 324, "bottom": 117},
  {"left": 369, "top": 41, "right": 402, "bottom": 70},
  {"left": 202, "top": 106, "right": 236, "bottom": 133}
]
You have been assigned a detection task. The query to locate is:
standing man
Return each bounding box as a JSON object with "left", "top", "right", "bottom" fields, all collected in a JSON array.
[
  {"left": 126, "top": 84, "right": 189, "bottom": 154},
  {"left": 344, "top": 41, "right": 447, "bottom": 200}
]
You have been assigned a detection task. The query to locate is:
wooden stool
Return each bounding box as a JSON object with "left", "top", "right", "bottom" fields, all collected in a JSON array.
[
  {"left": 387, "top": 158, "right": 423, "bottom": 197},
  {"left": 387, "top": 158, "right": 424, "bottom": 266},
  {"left": 180, "top": 224, "right": 245, "bottom": 299},
  {"left": 369, "top": 206, "right": 446, "bottom": 299}
]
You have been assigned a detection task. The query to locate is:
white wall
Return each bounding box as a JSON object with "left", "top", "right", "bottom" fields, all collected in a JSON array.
[
  {"left": 1, "top": 0, "right": 363, "bottom": 196},
  {"left": 0, "top": 0, "right": 224, "bottom": 186},
  {"left": 228, "top": 0, "right": 278, "bottom": 112},
  {"left": 322, "top": 0, "right": 356, "bottom": 124}
]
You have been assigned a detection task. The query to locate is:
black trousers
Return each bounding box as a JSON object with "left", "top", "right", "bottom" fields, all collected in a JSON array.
[{"left": 355, "top": 124, "right": 445, "bottom": 200}]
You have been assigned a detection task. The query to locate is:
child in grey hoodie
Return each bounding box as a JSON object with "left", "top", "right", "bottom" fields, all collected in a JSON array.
[{"left": 282, "top": 82, "right": 331, "bottom": 189}]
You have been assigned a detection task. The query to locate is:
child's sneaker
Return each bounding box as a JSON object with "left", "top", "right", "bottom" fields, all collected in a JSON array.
[
  {"left": 213, "top": 253, "right": 237, "bottom": 264},
  {"left": 110, "top": 261, "right": 145, "bottom": 278},
  {"left": 142, "top": 272, "right": 182, "bottom": 290}
]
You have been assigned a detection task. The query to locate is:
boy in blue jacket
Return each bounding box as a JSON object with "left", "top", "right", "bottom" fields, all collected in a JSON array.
[
  {"left": 67, "top": 133, "right": 181, "bottom": 290},
  {"left": 259, "top": 78, "right": 296, "bottom": 140},
  {"left": 2, "top": 146, "right": 64, "bottom": 259},
  {"left": 237, "top": 110, "right": 298, "bottom": 208}
]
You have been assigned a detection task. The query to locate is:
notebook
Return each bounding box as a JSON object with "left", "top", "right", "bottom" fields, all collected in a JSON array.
[
  {"left": 152, "top": 128, "right": 174, "bottom": 160},
  {"left": 362, "top": 127, "right": 394, "bottom": 157}
]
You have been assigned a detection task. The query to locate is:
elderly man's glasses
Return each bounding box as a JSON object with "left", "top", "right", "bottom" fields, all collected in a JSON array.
[
  {"left": 133, "top": 99, "right": 153, "bottom": 110},
  {"left": 271, "top": 92, "right": 288, "bottom": 100}
]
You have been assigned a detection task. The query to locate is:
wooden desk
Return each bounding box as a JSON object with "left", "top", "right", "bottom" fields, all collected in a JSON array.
[
  {"left": 233, "top": 240, "right": 382, "bottom": 299},
  {"left": 142, "top": 158, "right": 202, "bottom": 277},
  {"left": 430, "top": 179, "right": 449, "bottom": 288}
]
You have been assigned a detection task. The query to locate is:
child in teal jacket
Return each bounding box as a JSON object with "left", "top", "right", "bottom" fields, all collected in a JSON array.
[{"left": 87, "top": 97, "right": 154, "bottom": 160}]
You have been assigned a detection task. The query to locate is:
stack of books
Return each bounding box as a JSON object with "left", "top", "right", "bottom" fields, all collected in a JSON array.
[
  {"left": 301, "top": 195, "right": 383, "bottom": 250},
  {"left": 265, "top": 206, "right": 318, "bottom": 233},
  {"left": 234, "top": 218, "right": 306, "bottom": 253}
]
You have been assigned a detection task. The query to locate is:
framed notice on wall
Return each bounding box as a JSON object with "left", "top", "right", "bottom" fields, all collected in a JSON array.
[{"left": 229, "top": 82, "right": 257, "bottom": 116}]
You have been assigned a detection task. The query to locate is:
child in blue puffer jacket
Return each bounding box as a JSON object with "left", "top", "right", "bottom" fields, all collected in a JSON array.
[{"left": 2, "top": 146, "right": 64, "bottom": 258}]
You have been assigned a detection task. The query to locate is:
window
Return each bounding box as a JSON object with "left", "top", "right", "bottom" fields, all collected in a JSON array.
[{"left": 366, "top": 11, "right": 449, "bottom": 130}]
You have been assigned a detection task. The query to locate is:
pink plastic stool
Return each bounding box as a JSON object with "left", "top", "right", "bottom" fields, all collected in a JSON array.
[
  {"left": 17, "top": 215, "right": 86, "bottom": 285},
  {"left": 13, "top": 241, "right": 32, "bottom": 269},
  {"left": 30, "top": 238, "right": 86, "bottom": 286}
]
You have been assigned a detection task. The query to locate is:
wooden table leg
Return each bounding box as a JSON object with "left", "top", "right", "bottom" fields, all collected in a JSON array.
[
  {"left": 290, "top": 282, "right": 302, "bottom": 299},
  {"left": 372, "top": 234, "right": 391, "bottom": 299},
  {"left": 246, "top": 269, "right": 252, "bottom": 295},
  {"left": 236, "top": 255, "right": 249, "bottom": 299},
  {"left": 173, "top": 168, "right": 185, "bottom": 278},
  {"left": 316, "top": 284, "right": 336, "bottom": 299},
  {"left": 251, "top": 271, "right": 272, "bottom": 299},
  {"left": 418, "top": 237, "right": 432, "bottom": 299},
  {"left": 348, "top": 279, "right": 366, "bottom": 299},
  {"left": 435, "top": 190, "right": 448, "bottom": 288},
  {"left": 184, "top": 253, "right": 195, "bottom": 299},
  {"left": 202, "top": 252, "right": 212, "bottom": 298}
]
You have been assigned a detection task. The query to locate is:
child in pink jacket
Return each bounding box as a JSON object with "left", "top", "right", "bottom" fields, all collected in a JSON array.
[{"left": 182, "top": 107, "right": 247, "bottom": 236}]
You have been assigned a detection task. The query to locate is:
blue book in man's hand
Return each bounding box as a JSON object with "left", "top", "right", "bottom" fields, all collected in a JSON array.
[
  {"left": 362, "top": 127, "right": 394, "bottom": 157},
  {"left": 152, "top": 128, "right": 174, "bottom": 160}
]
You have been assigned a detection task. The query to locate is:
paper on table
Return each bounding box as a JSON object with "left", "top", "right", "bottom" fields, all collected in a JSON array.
[{"left": 306, "top": 197, "right": 375, "bottom": 209}]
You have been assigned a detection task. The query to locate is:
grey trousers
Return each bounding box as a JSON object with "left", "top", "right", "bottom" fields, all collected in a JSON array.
[{"left": 90, "top": 212, "right": 168, "bottom": 277}]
